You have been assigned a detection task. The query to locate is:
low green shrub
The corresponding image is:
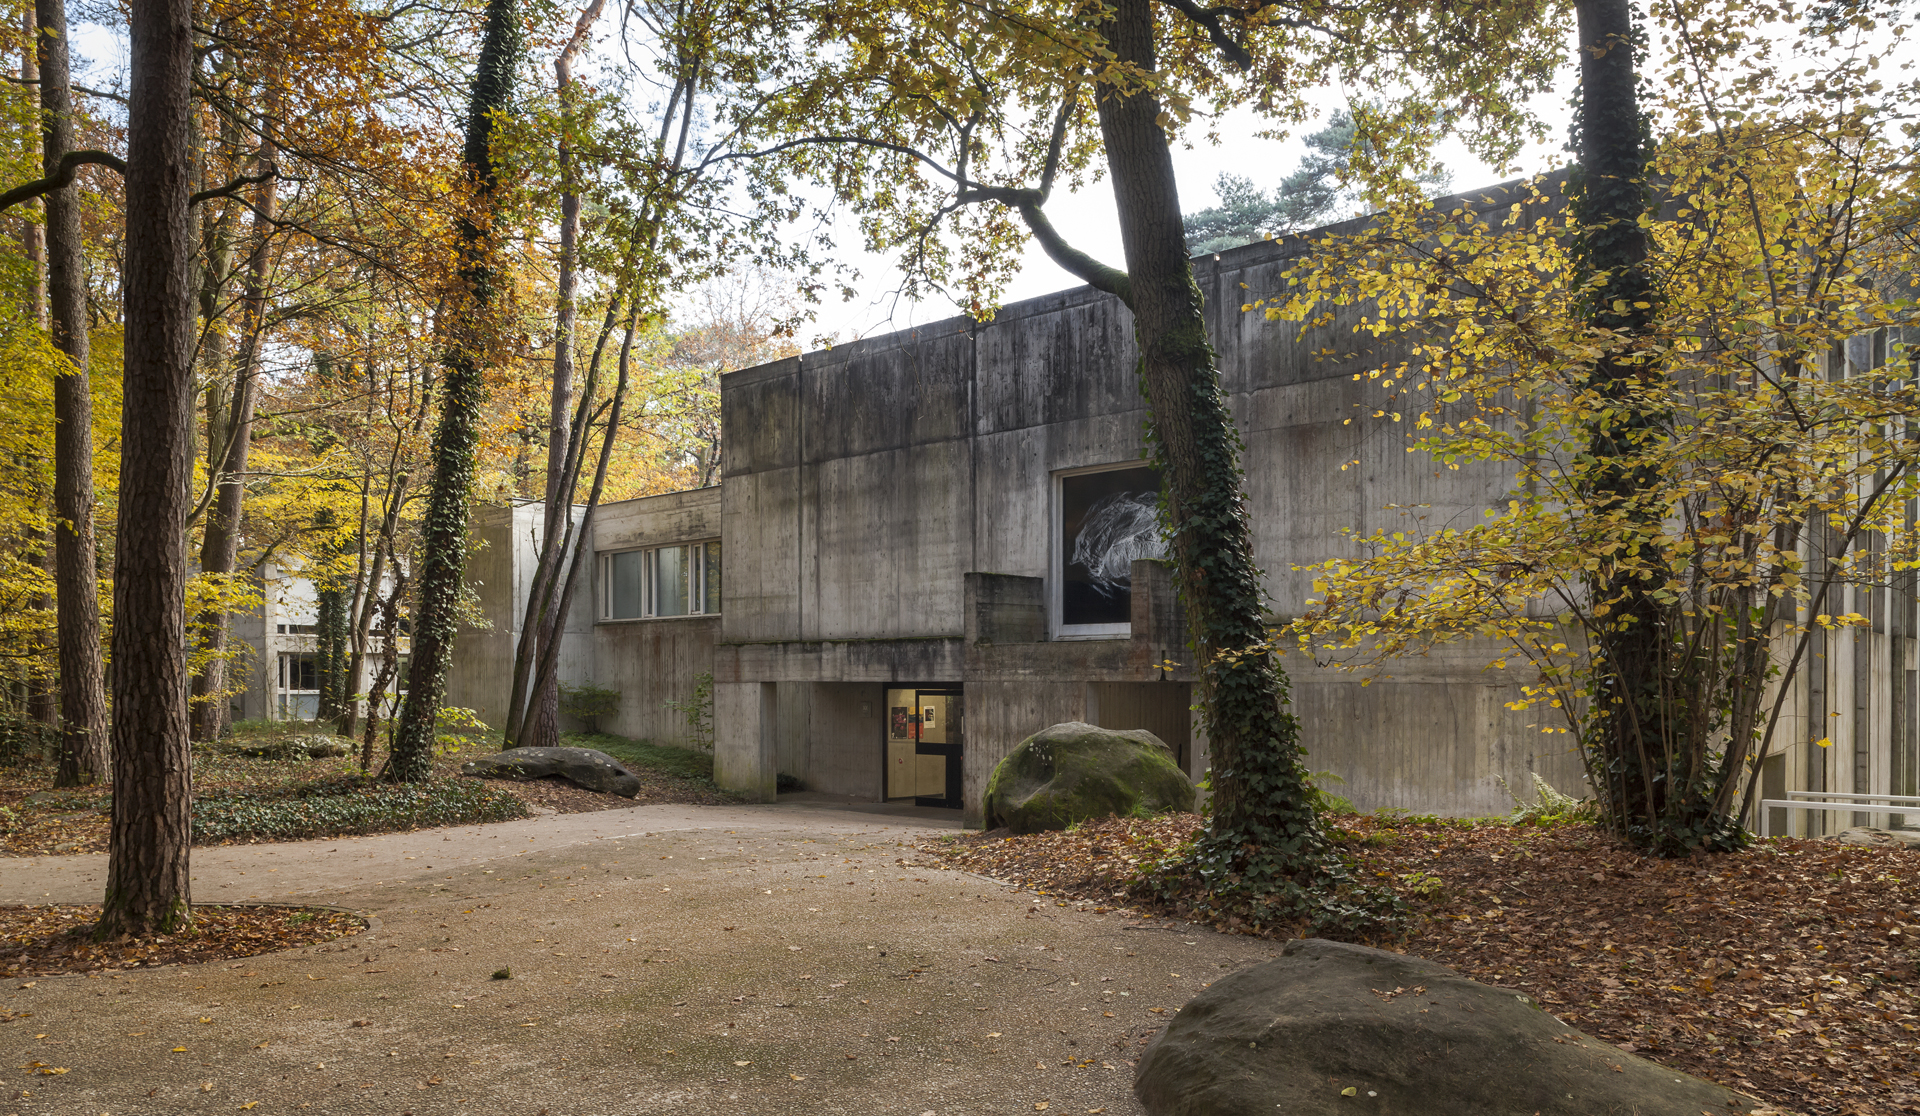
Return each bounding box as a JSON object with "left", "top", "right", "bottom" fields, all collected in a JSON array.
[
  {"left": 194, "top": 774, "right": 529, "bottom": 844},
  {"left": 559, "top": 681, "right": 621, "bottom": 733},
  {"left": 1499, "top": 773, "right": 1599, "bottom": 827},
  {"left": 566, "top": 731, "right": 716, "bottom": 782}
]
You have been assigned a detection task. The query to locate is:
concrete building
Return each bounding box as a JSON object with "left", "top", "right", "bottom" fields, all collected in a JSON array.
[
  {"left": 444, "top": 181, "right": 1919, "bottom": 835},
  {"left": 230, "top": 558, "right": 411, "bottom": 724}
]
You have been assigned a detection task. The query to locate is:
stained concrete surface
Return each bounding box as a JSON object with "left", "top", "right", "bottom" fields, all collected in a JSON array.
[{"left": 1, "top": 801, "right": 1281, "bottom": 1115}]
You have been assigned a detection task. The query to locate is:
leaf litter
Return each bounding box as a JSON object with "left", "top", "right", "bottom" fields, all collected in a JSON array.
[
  {"left": 1, "top": 904, "right": 365, "bottom": 979},
  {"left": 919, "top": 813, "right": 1920, "bottom": 1116}
]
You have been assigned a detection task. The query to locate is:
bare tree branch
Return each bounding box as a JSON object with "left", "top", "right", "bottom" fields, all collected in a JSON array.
[
  {"left": 0, "top": 149, "right": 125, "bottom": 212},
  {"left": 1163, "top": 0, "right": 1253, "bottom": 69}
]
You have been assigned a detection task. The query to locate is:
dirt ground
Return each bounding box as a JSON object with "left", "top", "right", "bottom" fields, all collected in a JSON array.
[{"left": 0, "top": 801, "right": 1278, "bottom": 1116}]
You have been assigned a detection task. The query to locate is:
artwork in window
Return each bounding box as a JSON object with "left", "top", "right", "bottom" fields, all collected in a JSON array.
[{"left": 1060, "top": 466, "right": 1166, "bottom": 627}]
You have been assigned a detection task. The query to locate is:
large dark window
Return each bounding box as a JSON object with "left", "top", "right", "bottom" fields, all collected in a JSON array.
[{"left": 1059, "top": 466, "right": 1165, "bottom": 630}]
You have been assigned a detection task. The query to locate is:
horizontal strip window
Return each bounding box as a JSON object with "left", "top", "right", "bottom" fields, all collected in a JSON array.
[{"left": 602, "top": 540, "right": 720, "bottom": 620}]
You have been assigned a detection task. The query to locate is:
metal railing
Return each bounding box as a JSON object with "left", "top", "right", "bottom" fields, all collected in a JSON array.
[{"left": 1756, "top": 790, "right": 1920, "bottom": 837}]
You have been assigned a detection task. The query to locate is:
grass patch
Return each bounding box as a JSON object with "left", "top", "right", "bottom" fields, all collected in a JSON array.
[
  {"left": 564, "top": 731, "right": 716, "bottom": 782},
  {"left": 193, "top": 773, "right": 530, "bottom": 844}
]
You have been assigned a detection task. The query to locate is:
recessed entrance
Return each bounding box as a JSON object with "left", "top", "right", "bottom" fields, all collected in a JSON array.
[{"left": 884, "top": 686, "right": 962, "bottom": 809}]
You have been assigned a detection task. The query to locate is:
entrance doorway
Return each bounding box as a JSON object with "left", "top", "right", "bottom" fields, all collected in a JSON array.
[{"left": 884, "top": 687, "right": 962, "bottom": 808}]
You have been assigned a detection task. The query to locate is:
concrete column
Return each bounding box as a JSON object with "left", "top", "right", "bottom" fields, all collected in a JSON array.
[{"left": 714, "top": 681, "right": 778, "bottom": 802}]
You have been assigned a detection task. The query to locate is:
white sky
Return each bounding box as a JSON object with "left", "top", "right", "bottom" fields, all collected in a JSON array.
[
  {"left": 803, "top": 86, "right": 1579, "bottom": 344},
  {"left": 66, "top": 14, "right": 1579, "bottom": 346}
]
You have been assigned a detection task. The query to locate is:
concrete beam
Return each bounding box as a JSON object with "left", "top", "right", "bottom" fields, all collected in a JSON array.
[{"left": 964, "top": 573, "right": 1046, "bottom": 644}]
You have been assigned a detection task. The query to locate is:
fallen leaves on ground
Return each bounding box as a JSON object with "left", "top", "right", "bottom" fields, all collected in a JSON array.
[
  {"left": 0, "top": 903, "right": 365, "bottom": 978},
  {"left": 919, "top": 814, "right": 1920, "bottom": 1116}
]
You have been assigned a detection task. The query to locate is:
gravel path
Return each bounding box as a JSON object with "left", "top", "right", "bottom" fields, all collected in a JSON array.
[{"left": 0, "top": 800, "right": 1280, "bottom": 1115}]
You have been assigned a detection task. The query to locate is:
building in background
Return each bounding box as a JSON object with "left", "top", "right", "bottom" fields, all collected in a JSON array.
[
  {"left": 229, "top": 558, "right": 410, "bottom": 725},
  {"left": 445, "top": 178, "right": 1918, "bottom": 835}
]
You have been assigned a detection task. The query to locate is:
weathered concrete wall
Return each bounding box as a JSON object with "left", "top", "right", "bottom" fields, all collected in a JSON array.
[
  {"left": 591, "top": 616, "right": 719, "bottom": 746},
  {"left": 751, "top": 682, "right": 888, "bottom": 797},
  {"left": 800, "top": 683, "right": 886, "bottom": 798},
  {"left": 445, "top": 503, "right": 593, "bottom": 734},
  {"left": 1287, "top": 648, "right": 1588, "bottom": 818},
  {"left": 589, "top": 487, "right": 723, "bottom": 749}
]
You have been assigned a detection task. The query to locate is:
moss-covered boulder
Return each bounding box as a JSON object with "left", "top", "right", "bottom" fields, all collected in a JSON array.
[{"left": 983, "top": 721, "right": 1192, "bottom": 834}]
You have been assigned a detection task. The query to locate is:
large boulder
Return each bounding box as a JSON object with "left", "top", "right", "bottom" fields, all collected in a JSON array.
[
  {"left": 461, "top": 746, "right": 641, "bottom": 797},
  {"left": 225, "top": 733, "right": 353, "bottom": 760},
  {"left": 1136, "top": 938, "right": 1762, "bottom": 1116},
  {"left": 982, "top": 721, "right": 1192, "bottom": 834}
]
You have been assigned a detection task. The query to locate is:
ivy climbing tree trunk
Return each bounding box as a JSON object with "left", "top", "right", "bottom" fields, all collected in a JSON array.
[
  {"left": 1573, "top": 0, "right": 1741, "bottom": 854},
  {"left": 386, "top": 0, "right": 522, "bottom": 782},
  {"left": 1079, "top": 0, "right": 1390, "bottom": 933},
  {"left": 39, "top": 0, "right": 108, "bottom": 786},
  {"left": 97, "top": 0, "right": 197, "bottom": 938}
]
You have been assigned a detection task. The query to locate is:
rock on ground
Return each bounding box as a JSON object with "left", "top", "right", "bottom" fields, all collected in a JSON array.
[
  {"left": 1135, "top": 938, "right": 1761, "bottom": 1116},
  {"left": 1833, "top": 825, "right": 1920, "bottom": 848},
  {"left": 226, "top": 733, "right": 353, "bottom": 759},
  {"left": 461, "top": 746, "right": 641, "bottom": 797},
  {"left": 983, "top": 721, "right": 1192, "bottom": 835}
]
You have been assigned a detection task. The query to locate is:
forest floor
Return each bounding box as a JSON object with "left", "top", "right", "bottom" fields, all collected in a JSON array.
[
  {"left": 917, "top": 814, "right": 1920, "bottom": 1116},
  {"left": 0, "top": 726, "right": 733, "bottom": 858}
]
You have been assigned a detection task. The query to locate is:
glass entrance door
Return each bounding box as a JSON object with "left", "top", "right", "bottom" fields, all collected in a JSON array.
[{"left": 884, "top": 687, "right": 962, "bottom": 808}]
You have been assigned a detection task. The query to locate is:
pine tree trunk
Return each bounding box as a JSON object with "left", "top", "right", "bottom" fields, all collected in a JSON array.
[
  {"left": 20, "top": 10, "right": 43, "bottom": 324},
  {"left": 96, "top": 0, "right": 196, "bottom": 939},
  {"left": 40, "top": 0, "right": 107, "bottom": 788},
  {"left": 522, "top": 314, "right": 637, "bottom": 745},
  {"left": 386, "top": 0, "right": 522, "bottom": 782}
]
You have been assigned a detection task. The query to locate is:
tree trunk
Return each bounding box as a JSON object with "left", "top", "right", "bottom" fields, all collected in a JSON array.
[
  {"left": 1087, "top": 0, "right": 1386, "bottom": 933},
  {"left": 361, "top": 565, "right": 407, "bottom": 771},
  {"left": 1573, "top": 0, "right": 1737, "bottom": 854},
  {"left": 317, "top": 577, "right": 351, "bottom": 727},
  {"left": 96, "top": 0, "right": 196, "bottom": 939},
  {"left": 505, "top": 0, "right": 605, "bottom": 750},
  {"left": 386, "top": 0, "right": 522, "bottom": 782},
  {"left": 522, "top": 312, "right": 638, "bottom": 740},
  {"left": 189, "top": 127, "right": 271, "bottom": 743},
  {"left": 40, "top": 0, "right": 108, "bottom": 788}
]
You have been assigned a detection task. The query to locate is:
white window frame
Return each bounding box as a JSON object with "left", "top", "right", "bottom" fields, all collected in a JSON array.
[
  {"left": 600, "top": 539, "right": 721, "bottom": 621},
  {"left": 1053, "top": 461, "right": 1161, "bottom": 640},
  {"left": 277, "top": 651, "right": 320, "bottom": 719}
]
